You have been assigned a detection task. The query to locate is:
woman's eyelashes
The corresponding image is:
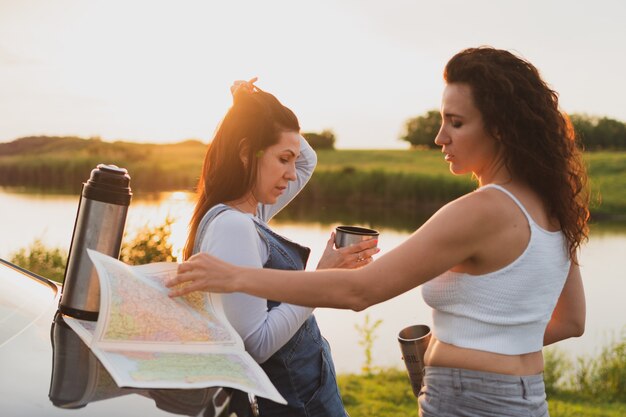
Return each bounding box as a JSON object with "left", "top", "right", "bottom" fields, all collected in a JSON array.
[
  {"left": 450, "top": 119, "right": 463, "bottom": 128},
  {"left": 279, "top": 154, "right": 296, "bottom": 164}
]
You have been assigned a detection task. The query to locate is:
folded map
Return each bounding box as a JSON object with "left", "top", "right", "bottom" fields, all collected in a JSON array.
[{"left": 64, "top": 249, "right": 286, "bottom": 405}]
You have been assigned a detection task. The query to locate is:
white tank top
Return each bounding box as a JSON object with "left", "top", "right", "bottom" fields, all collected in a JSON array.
[{"left": 421, "top": 184, "right": 571, "bottom": 355}]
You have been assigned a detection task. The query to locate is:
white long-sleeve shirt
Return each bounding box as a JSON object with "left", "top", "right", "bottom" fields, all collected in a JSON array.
[{"left": 198, "top": 135, "right": 317, "bottom": 364}]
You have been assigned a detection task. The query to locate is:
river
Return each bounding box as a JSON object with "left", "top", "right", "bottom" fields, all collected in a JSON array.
[{"left": 1, "top": 189, "right": 624, "bottom": 374}]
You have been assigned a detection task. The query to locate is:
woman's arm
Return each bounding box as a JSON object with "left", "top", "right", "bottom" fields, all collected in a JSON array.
[
  {"left": 169, "top": 193, "right": 490, "bottom": 310},
  {"left": 543, "top": 261, "right": 586, "bottom": 346},
  {"left": 257, "top": 134, "right": 317, "bottom": 222},
  {"left": 202, "top": 210, "right": 313, "bottom": 363}
]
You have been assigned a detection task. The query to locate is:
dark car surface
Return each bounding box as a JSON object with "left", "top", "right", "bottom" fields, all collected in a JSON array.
[{"left": 0, "top": 258, "right": 251, "bottom": 417}]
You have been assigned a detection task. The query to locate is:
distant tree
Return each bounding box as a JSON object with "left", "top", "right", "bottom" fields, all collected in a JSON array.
[
  {"left": 570, "top": 114, "right": 595, "bottom": 147},
  {"left": 400, "top": 111, "right": 626, "bottom": 151},
  {"left": 400, "top": 110, "right": 441, "bottom": 149},
  {"left": 594, "top": 117, "right": 626, "bottom": 149},
  {"left": 570, "top": 114, "right": 626, "bottom": 150},
  {"left": 302, "top": 129, "right": 336, "bottom": 150}
]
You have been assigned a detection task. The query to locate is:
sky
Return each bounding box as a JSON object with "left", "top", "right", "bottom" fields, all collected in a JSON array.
[{"left": 1, "top": 0, "right": 625, "bottom": 149}]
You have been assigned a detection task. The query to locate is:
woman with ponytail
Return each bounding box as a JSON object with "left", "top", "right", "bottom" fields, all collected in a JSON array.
[{"left": 183, "top": 79, "right": 377, "bottom": 416}]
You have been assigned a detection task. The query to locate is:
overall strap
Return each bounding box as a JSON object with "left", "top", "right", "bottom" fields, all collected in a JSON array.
[
  {"left": 250, "top": 217, "right": 311, "bottom": 268},
  {"left": 193, "top": 204, "right": 234, "bottom": 255},
  {"left": 480, "top": 184, "right": 534, "bottom": 225},
  {"left": 248, "top": 216, "right": 310, "bottom": 311}
]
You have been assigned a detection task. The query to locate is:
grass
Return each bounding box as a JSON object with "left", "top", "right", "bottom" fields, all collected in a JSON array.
[
  {"left": 584, "top": 152, "right": 626, "bottom": 218},
  {"left": 337, "top": 367, "right": 626, "bottom": 417},
  {"left": 0, "top": 138, "right": 204, "bottom": 193},
  {"left": 315, "top": 149, "right": 455, "bottom": 176},
  {"left": 312, "top": 149, "right": 626, "bottom": 220},
  {"left": 338, "top": 316, "right": 626, "bottom": 416},
  {"left": 2, "top": 140, "right": 625, "bottom": 218},
  {"left": 338, "top": 369, "right": 419, "bottom": 417},
  {"left": 548, "top": 397, "right": 626, "bottom": 417}
]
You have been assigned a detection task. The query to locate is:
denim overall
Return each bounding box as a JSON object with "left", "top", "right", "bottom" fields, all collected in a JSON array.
[{"left": 196, "top": 206, "right": 347, "bottom": 417}]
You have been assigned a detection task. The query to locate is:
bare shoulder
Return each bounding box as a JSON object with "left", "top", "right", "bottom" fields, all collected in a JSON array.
[
  {"left": 413, "top": 187, "right": 531, "bottom": 273},
  {"left": 431, "top": 188, "right": 512, "bottom": 232},
  {"left": 380, "top": 189, "right": 511, "bottom": 284}
]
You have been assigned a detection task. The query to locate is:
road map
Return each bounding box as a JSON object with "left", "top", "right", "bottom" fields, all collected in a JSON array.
[{"left": 64, "top": 249, "right": 286, "bottom": 405}]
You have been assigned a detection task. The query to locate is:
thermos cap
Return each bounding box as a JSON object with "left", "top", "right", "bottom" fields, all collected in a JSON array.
[{"left": 82, "top": 164, "right": 132, "bottom": 206}]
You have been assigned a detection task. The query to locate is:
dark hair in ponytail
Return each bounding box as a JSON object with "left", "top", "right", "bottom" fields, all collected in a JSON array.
[{"left": 184, "top": 88, "right": 300, "bottom": 259}]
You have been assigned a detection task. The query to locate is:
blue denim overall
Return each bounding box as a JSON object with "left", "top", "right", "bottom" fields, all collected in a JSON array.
[{"left": 196, "top": 206, "right": 347, "bottom": 417}]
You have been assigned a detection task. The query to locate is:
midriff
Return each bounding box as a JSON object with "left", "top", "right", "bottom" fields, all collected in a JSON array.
[{"left": 424, "top": 336, "right": 544, "bottom": 376}]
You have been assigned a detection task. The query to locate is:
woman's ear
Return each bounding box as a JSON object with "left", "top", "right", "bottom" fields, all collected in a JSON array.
[{"left": 238, "top": 139, "right": 250, "bottom": 168}]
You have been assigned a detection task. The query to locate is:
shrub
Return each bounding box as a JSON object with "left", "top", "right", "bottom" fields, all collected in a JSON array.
[
  {"left": 9, "top": 239, "right": 67, "bottom": 282},
  {"left": 544, "top": 347, "right": 573, "bottom": 395},
  {"left": 9, "top": 218, "right": 178, "bottom": 281},
  {"left": 120, "top": 216, "right": 178, "bottom": 265}
]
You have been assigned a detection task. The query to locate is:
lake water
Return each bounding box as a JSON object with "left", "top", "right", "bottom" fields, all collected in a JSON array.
[{"left": 1, "top": 189, "right": 624, "bottom": 374}]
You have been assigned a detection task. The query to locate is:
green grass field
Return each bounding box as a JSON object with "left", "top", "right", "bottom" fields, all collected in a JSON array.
[
  {"left": 316, "top": 149, "right": 455, "bottom": 176},
  {"left": 337, "top": 368, "right": 626, "bottom": 417},
  {"left": 315, "top": 149, "right": 626, "bottom": 219},
  {"left": 583, "top": 152, "right": 626, "bottom": 216},
  {"left": 1, "top": 138, "right": 624, "bottom": 219}
]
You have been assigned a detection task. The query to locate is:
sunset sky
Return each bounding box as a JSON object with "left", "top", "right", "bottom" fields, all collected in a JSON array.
[{"left": 1, "top": 0, "right": 625, "bottom": 149}]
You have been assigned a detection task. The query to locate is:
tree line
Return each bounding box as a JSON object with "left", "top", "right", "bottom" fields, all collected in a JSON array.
[{"left": 400, "top": 110, "right": 626, "bottom": 150}]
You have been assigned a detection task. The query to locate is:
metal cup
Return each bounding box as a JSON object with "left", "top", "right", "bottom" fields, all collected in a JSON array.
[
  {"left": 334, "top": 225, "right": 379, "bottom": 248},
  {"left": 398, "top": 324, "right": 432, "bottom": 397}
]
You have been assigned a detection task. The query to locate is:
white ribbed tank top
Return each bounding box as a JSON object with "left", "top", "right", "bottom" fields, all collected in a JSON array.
[{"left": 421, "top": 184, "right": 571, "bottom": 355}]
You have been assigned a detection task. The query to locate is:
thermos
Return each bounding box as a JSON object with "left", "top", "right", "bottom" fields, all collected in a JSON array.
[{"left": 59, "top": 164, "right": 132, "bottom": 321}]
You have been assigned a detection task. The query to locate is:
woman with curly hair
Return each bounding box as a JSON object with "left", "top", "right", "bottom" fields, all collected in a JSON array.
[{"left": 170, "top": 48, "right": 589, "bottom": 416}]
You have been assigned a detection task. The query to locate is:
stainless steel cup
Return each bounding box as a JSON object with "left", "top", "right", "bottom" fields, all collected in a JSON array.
[
  {"left": 398, "top": 324, "right": 432, "bottom": 397},
  {"left": 334, "top": 225, "right": 379, "bottom": 248}
]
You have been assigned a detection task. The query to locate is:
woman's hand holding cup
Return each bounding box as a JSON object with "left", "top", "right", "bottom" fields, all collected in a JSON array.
[{"left": 316, "top": 226, "right": 380, "bottom": 270}]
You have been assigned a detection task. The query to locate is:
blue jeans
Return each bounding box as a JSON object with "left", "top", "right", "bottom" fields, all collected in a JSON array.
[{"left": 419, "top": 366, "right": 549, "bottom": 417}]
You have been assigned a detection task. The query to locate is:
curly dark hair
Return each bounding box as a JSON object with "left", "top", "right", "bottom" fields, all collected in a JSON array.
[{"left": 444, "top": 46, "right": 589, "bottom": 260}]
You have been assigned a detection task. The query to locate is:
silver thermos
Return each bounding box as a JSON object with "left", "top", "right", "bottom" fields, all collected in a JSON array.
[{"left": 59, "top": 164, "right": 132, "bottom": 321}]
